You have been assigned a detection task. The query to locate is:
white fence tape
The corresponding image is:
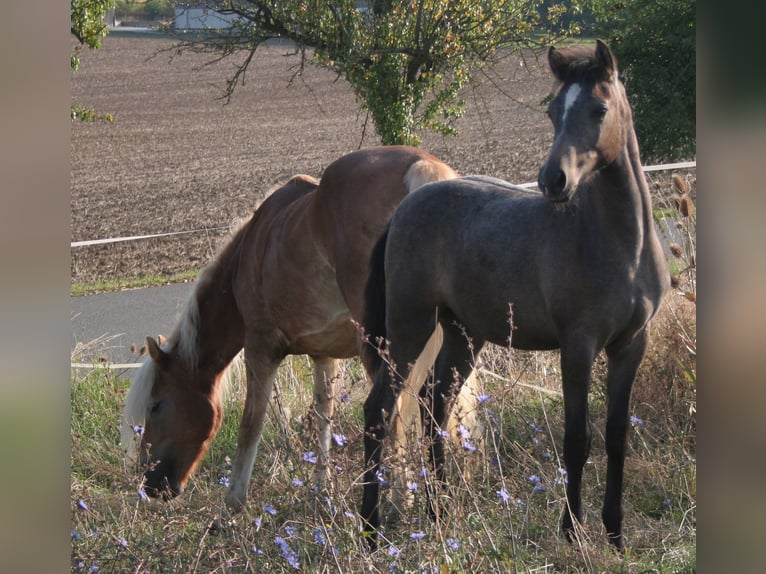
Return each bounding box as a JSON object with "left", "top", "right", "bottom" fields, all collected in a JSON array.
[
  {"left": 70, "top": 161, "right": 695, "bottom": 248},
  {"left": 71, "top": 362, "right": 144, "bottom": 370}
]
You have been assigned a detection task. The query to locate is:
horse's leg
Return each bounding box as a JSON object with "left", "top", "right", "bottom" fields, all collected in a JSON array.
[
  {"left": 225, "top": 344, "right": 282, "bottom": 511},
  {"left": 602, "top": 329, "right": 647, "bottom": 550},
  {"left": 559, "top": 336, "right": 598, "bottom": 543},
  {"left": 361, "top": 320, "right": 434, "bottom": 548},
  {"left": 420, "top": 320, "right": 484, "bottom": 520},
  {"left": 312, "top": 356, "right": 339, "bottom": 490}
]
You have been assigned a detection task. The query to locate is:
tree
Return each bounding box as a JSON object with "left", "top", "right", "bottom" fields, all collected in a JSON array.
[
  {"left": 584, "top": 0, "right": 695, "bottom": 162},
  {"left": 71, "top": 0, "right": 116, "bottom": 71},
  {"left": 172, "top": 1, "right": 575, "bottom": 145}
]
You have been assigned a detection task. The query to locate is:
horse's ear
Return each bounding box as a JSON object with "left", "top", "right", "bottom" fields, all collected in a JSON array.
[
  {"left": 595, "top": 39, "right": 617, "bottom": 80},
  {"left": 547, "top": 45, "right": 568, "bottom": 82},
  {"left": 146, "top": 336, "right": 170, "bottom": 369}
]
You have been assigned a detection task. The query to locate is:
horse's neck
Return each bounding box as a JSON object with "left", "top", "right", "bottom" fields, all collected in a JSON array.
[
  {"left": 591, "top": 128, "right": 657, "bottom": 258},
  {"left": 177, "top": 262, "right": 245, "bottom": 382}
]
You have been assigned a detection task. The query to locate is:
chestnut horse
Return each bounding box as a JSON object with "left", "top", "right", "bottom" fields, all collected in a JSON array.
[
  {"left": 360, "top": 42, "right": 670, "bottom": 550},
  {"left": 121, "top": 146, "right": 479, "bottom": 511}
]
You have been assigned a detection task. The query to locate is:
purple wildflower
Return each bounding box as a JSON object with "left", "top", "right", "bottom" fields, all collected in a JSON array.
[
  {"left": 446, "top": 537, "right": 461, "bottom": 551},
  {"left": 462, "top": 441, "right": 477, "bottom": 452},
  {"left": 291, "top": 477, "right": 304, "bottom": 487},
  {"left": 251, "top": 546, "right": 264, "bottom": 555},
  {"left": 533, "top": 484, "right": 546, "bottom": 493},
  {"left": 274, "top": 536, "right": 300, "bottom": 570},
  {"left": 418, "top": 468, "right": 428, "bottom": 478},
  {"left": 528, "top": 422, "right": 544, "bottom": 433},
  {"left": 284, "top": 525, "right": 297, "bottom": 538},
  {"left": 497, "top": 488, "right": 511, "bottom": 503},
  {"left": 312, "top": 527, "right": 326, "bottom": 546},
  {"left": 71, "top": 529, "right": 82, "bottom": 540},
  {"left": 303, "top": 451, "right": 318, "bottom": 464},
  {"left": 138, "top": 487, "right": 149, "bottom": 501},
  {"left": 630, "top": 415, "right": 644, "bottom": 426},
  {"left": 375, "top": 469, "right": 388, "bottom": 486},
  {"left": 253, "top": 517, "right": 262, "bottom": 529},
  {"left": 457, "top": 424, "right": 471, "bottom": 440},
  {"left": 410, "top": 530, "right": 426, "bottom": 540},
  {"left": 263, "top": 503, "right": 277, "bottom": 516},
  {"left": 388, "top": 545, "right": 402, "bottom": 557},
  {"left": 406, "top": 481, "right": 419, "bottom": 492},
  {"left": 344, "top": 511, "right": 356, "bottom": 520},
  {"left": 131, "top": 425, "right": 144, "bottom": 436},
  {"left": 332, "top": 433, "right": 348, "bottom": 447},
  {"left": 77, "top": 499, "right": 88, "bottom": 511},
  {"left": 529, "top": 474, "right": 541, "bottom": 484},
  {"left": 477, "top": 394, "right": 491, "bottom": 404},
  {"left": 218, "top": 476, "right": 230, "bottom": 488}
]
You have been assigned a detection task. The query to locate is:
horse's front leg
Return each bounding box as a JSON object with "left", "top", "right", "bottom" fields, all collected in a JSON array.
[
  {"left": 225, "top": 345, "right": 282, "bottom": 512},
  {"left": 361, "top": 365, "right": 400, "bottom": 549},
  {"left": 602, "top": 330, "right": 647, "bottom": 550},
  {"left": 312, "top": 356, "right": 340, "bottom": 490},
  {"left": 559, "top": 337, "right": 597, "bottom": 543}
]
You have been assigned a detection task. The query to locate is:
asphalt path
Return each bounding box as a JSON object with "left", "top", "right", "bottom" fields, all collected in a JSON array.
[{"left": 71, "top": 283, "right": 194, "bottom": 367}]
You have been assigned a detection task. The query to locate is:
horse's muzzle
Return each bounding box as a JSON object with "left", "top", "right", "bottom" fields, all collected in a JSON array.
[{"left": 143, "top": 459, "right": 183, "bottom": 499}]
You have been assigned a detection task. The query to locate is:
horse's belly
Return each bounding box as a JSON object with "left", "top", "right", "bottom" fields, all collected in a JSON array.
[{"left": 287, "top": 315, "right": 358, "bottom": 358}]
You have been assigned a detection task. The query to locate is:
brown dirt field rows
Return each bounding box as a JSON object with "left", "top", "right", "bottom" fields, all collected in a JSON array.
[{"left": 72, "top": 34, "right": 572, "bottom": 285}]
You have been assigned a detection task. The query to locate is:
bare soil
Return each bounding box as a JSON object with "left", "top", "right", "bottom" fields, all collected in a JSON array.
[
  {"left": 70, "top": 34, "right": 560, "bottom": 285},
  {"left": 70, "top": 33, "right": 558, "bottom": 285}
]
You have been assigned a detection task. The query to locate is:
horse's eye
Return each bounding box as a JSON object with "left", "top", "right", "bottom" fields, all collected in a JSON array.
[{"left": 593, "top": 104, "right": 608, "bottom": 120}]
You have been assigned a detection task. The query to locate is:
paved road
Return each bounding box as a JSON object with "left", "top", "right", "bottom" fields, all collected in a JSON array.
[{"left": 71, "top": 283, "right": 194, "bottom": 367}]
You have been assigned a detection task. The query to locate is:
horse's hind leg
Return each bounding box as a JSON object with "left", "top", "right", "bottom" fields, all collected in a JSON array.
[
  {"left": 602, "top": 330, "right": 647, "bottom": 550},
  {"left": 226, "top": 344, "right": 283, "bottom": 512},
  {"left": 312, "top": 356, "right": 340, "bottom": 490},
  {"left": 420, "top": 319, "right": 484, "bottom": 519},
  {"left": 361, "top": 314, "right": 435, "bottom": 546}
]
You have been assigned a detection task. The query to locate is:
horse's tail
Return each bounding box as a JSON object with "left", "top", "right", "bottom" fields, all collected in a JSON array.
[{"left": 360, "top": 225, "right": 390, "bottom": 378}]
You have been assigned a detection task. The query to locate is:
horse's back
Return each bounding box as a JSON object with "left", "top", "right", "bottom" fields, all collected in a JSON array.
[{"left": 314, "top": 146, "right": 457, "bottom": 319}]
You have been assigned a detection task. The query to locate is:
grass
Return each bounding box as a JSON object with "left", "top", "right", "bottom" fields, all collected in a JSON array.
[
  {"left": 71, "top": 268, "right": 202, "bottom": 297},
  {"left": 70, "top": 173, "right": 695, "bottom": 572}
]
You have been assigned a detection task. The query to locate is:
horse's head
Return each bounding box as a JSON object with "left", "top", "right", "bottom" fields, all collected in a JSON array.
[
  {"left": 538, "top": 39, "right": 630, "bottom": 202},
  {"left": 130, "top": 336, "right": 223, "bottom": 499}
]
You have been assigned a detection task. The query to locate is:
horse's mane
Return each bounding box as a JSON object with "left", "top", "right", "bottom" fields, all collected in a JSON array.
[
  {"left": 121, "top": 357, "right": 156, "bottom": 462},
  {"left": 551, "top": 44, "right": 614, "bottom": 85}
]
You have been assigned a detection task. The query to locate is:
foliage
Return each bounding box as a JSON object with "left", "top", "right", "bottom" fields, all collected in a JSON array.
[
  {"left": 582, "top": 0, "right": 696, "bottom": 162},
  {"left": 70, "top": 104, "right": 115, "bottom": 123},
  {"left": 71, "top": 0, "right": 116, "bottom": 71},
  {"left": 115, "top": 0, "right": 175, "bottom": 21},
  {"left": 171, "top": 1, "right": 576, "bottom": 145}
]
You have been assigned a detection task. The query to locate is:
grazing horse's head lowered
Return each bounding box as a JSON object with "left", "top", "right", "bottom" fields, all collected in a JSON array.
[
  {"left": 538, "top": 40, "right": 628, "bottom": 203},
  {"left": 131, "top": 336, "right": 225, "bottom": 498}
]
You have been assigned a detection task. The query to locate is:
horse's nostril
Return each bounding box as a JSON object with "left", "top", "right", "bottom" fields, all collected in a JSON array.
[{"left": 555, "top": 170, "right": 566, "bottom": 190}]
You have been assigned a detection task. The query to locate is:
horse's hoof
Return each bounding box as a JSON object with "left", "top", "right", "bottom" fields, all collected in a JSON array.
[
  {"left": 362, "top": 529, "right": 379, "bottom": 551},
  {"left": 224, "top": 493, "right": 247, "bottom": 513}
]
